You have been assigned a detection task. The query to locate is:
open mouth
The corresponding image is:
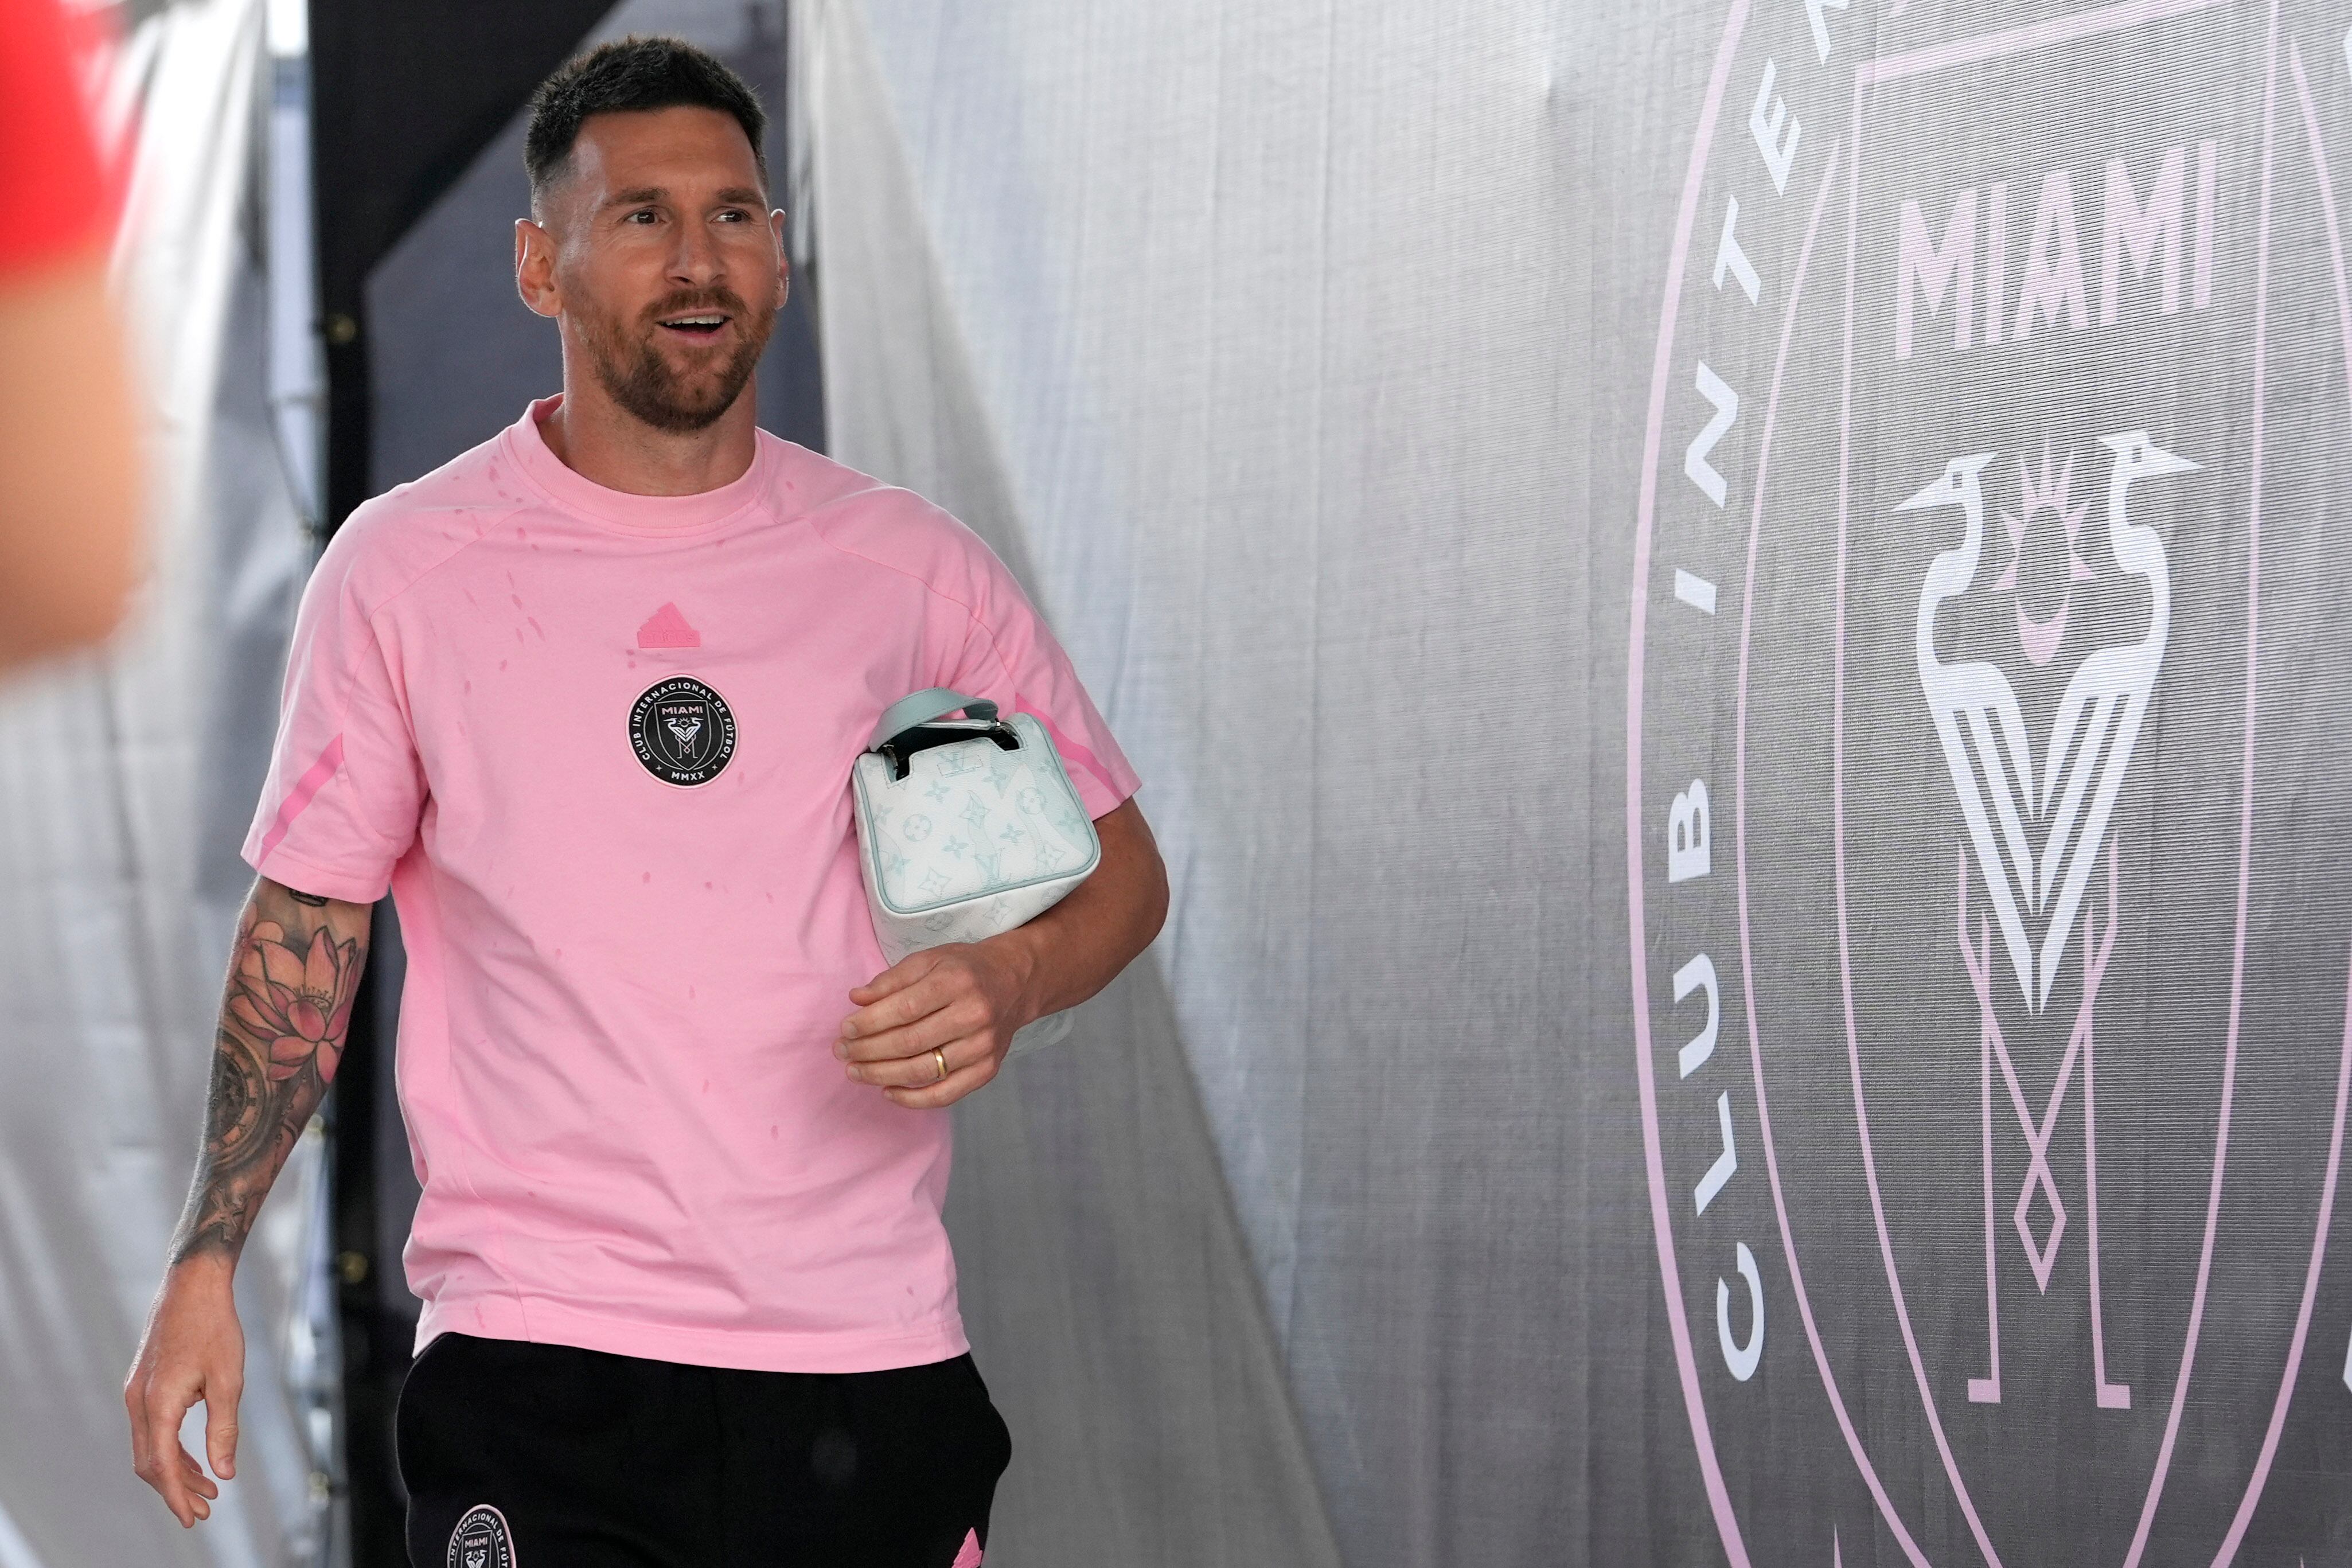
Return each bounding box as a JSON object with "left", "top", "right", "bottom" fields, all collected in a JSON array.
[{"left": 656, "top": 313, "right": 730, "bottom": 341}]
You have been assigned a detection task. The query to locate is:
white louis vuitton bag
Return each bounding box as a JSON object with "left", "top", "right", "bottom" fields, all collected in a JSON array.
[{"left": 850, "top": 688, "right": 1101, "bottom": 1054}]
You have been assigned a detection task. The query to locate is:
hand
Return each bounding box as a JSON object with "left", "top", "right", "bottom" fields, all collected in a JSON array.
[
  {"left": 837, "top": 941, "right": 1036, "bottom": 1109},
  {"left": 124, "top": 1256, "right": 245, "bottom": 1527}
]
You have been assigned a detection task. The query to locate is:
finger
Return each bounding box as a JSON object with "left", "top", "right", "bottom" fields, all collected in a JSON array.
[
  {"left": 180, "top": 1454, "right": 214, "bottom": 1519},
  {"left": 141, "top": 1397, "right": 195, "bottom": 1526},
  {"left": 847, "top": 950, "right": 942, "bottom": 1007},
  {"left": 180, "top": 1450, "right": 219, "bottom": 1501},
  {"left": 126, "top": 1383, "right": 153, "bottom": 1481},
  {"left": 205, "top": 1367, "right": 243, "bottom": 1480},
  {"left": 882, "top": 1057, "right": 994, "bottom": 1110},
  {"left": 841, "top": 963, "right": 957, "bottom": 1041},
  {"left": 840, "top": 1003, "right": 976, "bottom": 1068},
  {"left": 838, "top": 974, "right": 963, "bottom": 1057},
  {"left": 848, "top": 1034, "right": 978, "bottom": 1090}
]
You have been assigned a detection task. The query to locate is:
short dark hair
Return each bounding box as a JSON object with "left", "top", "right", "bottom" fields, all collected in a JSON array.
[{"left": 524, "top": 36, "right": 767, "bottom": 204}]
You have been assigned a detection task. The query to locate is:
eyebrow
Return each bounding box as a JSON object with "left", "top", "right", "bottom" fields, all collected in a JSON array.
[{"left": 604, "top": 185, "right": 766, "bottom": 209}]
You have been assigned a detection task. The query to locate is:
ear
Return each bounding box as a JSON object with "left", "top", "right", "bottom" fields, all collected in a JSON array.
[
  {"left": 770, "top": 208, "right": 790, "bottom": 310},
  {"left": 516, "top": 217, "right": 561, "bottom": 318}
]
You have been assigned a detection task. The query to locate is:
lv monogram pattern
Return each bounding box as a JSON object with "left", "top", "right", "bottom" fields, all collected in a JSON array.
[{"left": 852, "top": 714, "right": 1097, "bottom": 966}]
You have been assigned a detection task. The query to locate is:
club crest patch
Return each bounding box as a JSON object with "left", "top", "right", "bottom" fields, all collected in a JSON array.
[
  {"left": 1625, "top": 3, "right": 2352, "bottom": 1564},
  {"left": 446, "top": 1504, "right": 516, "bottom": 1568},
  {"left": 628, "top": 676, "right": 737, "bottom": 787}
]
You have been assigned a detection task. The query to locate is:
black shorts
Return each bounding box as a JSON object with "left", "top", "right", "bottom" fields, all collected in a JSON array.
[{"left": 397, "top": 1332, "right": 1013, "bottom": 1567}]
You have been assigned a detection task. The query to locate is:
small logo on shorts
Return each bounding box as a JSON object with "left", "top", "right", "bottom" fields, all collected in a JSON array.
[
  {"left": 447, "top": 1504, "right": 516, "bottom": 1568},
  {"left": 628, "top": 676, "right": 737, "bottom": 787}
]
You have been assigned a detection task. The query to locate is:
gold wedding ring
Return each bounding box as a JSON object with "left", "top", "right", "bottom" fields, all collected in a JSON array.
[{"left": 932, "top": 1047, "right": 949, "bottom": 1083}]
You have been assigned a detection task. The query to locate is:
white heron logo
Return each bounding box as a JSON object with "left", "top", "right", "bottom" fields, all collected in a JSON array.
[{"left": 1903, "top": 430, "right": 2199, "bottom": 1013}]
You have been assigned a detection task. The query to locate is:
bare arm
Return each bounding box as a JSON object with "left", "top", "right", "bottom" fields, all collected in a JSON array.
[
  {"left": 126, "top": 876, "right": 372, "bottom": 1527},
  {"left": 0, "top": 253, "right": 143, "bottom": 669},
  {"left": 837, "top": 795, "right": 1171, "bottom": 1107}
]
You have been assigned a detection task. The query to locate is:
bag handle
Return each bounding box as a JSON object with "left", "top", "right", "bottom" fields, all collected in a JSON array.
[{"left": 867, "top": 687, "right": 1000, "bottom": 751}]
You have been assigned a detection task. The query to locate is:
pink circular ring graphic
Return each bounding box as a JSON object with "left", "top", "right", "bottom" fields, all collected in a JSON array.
[{"left": 1625, "top": 4, "right": 2352, "bottom": 1567}]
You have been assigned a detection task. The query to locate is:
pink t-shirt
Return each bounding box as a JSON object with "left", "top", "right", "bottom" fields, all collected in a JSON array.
[{"left": 242, "top": 397, "right": 1140, "bottom": 1373}]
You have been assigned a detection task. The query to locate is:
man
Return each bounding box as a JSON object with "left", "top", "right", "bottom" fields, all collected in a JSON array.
[{"left": 123, "top": 37, "right": 1167, "bottom": 1567}]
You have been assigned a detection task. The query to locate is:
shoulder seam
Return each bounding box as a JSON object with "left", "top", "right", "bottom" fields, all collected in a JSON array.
[
  {"left": 803, "top": 512, "right": 1035, "bottom": 693},
  {"left": 352, "top": 501, "right": 534, "bottom": 630},
  {"left": 803, "top": 509, "right": 994, "bottom": 637},
  {"left": 325, "top": 498, "right": 528, "bottom": 759}
]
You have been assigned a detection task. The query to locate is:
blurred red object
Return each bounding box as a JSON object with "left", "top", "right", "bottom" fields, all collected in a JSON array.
[
  {"left": 0, "top": 0, "right": 115, "bottom": 276},
  {"left": 0, "top": 0, "right": 143, "bottom": 666}
]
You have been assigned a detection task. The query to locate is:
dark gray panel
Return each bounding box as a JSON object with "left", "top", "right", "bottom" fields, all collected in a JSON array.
[
  {"left": 822, "top": 0, "right": 2352, "bottom": 1564},
  {"left": 947, "top": 963, "right": 1344, "bottom": 1568}
]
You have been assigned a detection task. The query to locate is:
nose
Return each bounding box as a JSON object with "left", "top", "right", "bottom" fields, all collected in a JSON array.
[{"left": 666, "top": 216, "right": 724, "bottom": 290}]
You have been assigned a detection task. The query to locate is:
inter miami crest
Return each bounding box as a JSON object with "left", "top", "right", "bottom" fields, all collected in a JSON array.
[
  {"left": 446, "top": 1504, "right": 515, "bottom": 1568},
  {"left": 1626, "top": 3, "right": 2352, "bottom": 1565},
  {"left": 628, "top": 676, "right": 738, "bottom": 787}
]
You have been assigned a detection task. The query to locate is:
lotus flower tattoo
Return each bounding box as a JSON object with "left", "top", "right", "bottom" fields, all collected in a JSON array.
[{"left": 229, "top": 920, "right": 360, "bottom": 1083}]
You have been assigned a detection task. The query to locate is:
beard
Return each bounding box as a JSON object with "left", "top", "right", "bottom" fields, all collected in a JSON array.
[{"left": 578, "top": 284, "right": 776, "bottom": 434}]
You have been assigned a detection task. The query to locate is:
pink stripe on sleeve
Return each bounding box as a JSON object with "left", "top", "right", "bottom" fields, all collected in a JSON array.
[
  {"left": 256, "top": 733, "right": 346, "bottom": 863},
  {"left": 1014, "top": 700, "right": 1118, "bottom": 798}
]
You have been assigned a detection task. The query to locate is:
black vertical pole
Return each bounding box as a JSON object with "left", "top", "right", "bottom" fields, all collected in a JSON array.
[
  {"left": 306, "top": 4, "right": 626, "bottom": 1558},
  {"left": 331, "top": 914, "right": 400, "bottom": 1565}
]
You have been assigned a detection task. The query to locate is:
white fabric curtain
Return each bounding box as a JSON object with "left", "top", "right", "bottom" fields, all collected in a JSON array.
[
  {"left": 801, "top": 2, "right": 1623, "bottom": 1562},
  {"left": 0, "top": 1, "right": 326, "bottom": 1562},
  {"left": 804, "top": 2, "right": 2352, "bottom": 1566}
]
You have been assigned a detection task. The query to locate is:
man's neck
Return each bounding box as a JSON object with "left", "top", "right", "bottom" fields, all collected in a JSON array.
[{"left": 539, "top": 378, "right": 759, "bottom": 498}]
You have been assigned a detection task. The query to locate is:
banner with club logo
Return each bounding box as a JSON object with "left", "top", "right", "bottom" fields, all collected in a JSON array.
[
  {"left": 814, "top": 1, "right": 2352, "bottom": 1563},
  {"left": 1632, "top": 3, "right": 2352, "bottom": 1563}
]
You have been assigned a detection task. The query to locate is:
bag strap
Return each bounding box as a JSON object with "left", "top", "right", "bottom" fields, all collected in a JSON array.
[{"left": 868, "top": 688, "right": 1001, "bottom": 751}]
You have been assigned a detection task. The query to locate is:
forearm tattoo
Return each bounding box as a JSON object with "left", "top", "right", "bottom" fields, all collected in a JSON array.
[{"left": 168, "top": 883, "right": 369, "bottom": 1264}]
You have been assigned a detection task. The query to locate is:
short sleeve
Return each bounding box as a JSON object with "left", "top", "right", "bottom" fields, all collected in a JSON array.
[
  {"left": 0, "top": 0, "right": 111, "bottom": 278},
  {"left": 942, "top": 538, "right": 1141, "bottom": 822},
  {"left": 240, "top": 535, "right": 426, "bottom": 903}
]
